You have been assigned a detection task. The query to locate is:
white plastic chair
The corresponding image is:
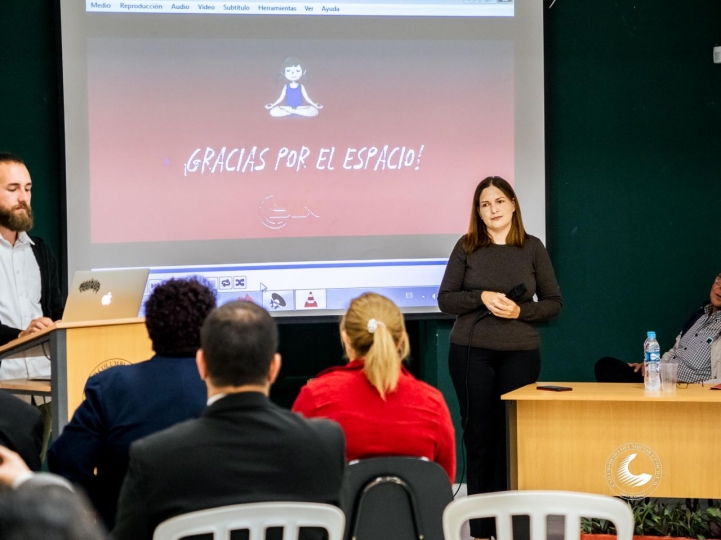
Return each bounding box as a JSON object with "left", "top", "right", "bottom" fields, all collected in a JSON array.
[
  {"left": 442, "top": 491, "right": 634, "bottom": 540},
  {"left": 153, "top": 501, "right": 345, "bottom": 540}
]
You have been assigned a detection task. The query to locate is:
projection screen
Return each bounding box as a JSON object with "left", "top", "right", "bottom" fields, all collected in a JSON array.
[{"left": 59, "top": 0, "right": 545, "bottom": 317}]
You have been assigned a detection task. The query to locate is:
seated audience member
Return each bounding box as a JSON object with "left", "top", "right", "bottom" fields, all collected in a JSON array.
[
  {"left": 293, "top": 293, "right": 456, "bottom": 481},
  {"left": 0, "top": 487, "right": 106, "bottom": 540},
  {"left": 0, "top": 389, "right": 44, "bottom": 471},
  {"left": 0, "top": 445, "right": 73, "bottom": 491},
  {"left": 596, "top": 272, "right": 721, "bottom": 383},
  {"left": 0, "top": 447, "right": 106, "bottom": 540},
  {"left": 112, "top": 301, "right": 346, "bottom": 540},
  {"left": 47, "top": 278, "right": 216, "bottom": 529}
]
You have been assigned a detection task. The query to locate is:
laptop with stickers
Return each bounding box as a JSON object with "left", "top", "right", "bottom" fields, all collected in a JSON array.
[{"left": 62, "top": 268, "right": 150, "bottom": 322}]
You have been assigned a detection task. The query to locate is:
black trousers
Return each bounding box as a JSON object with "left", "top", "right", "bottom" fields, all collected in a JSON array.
[
  {"left": 594, "top": 356, "right": 644, "bottom": 383},
  {"left": 448, "top": 343, "right": 541, "bottom": 538}
]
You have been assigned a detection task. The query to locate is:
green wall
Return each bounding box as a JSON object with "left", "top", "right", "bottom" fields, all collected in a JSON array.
[
  {"left": 543, "top": 1, "right": 721, "bottom": 381},
  {"left": 0, "top": 1, "right": 63, "bottom": 261},
  {"left": 2, "top": 0, "right": 720, "bottom": 478}
]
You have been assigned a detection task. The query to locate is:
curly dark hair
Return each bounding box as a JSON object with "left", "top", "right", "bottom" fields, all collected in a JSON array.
[{"left": 144, "top": 277, "right": 216, "bottom": 357}]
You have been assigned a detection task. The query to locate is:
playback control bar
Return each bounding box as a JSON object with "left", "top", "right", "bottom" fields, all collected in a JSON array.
[{"left": 138, "top": 258, "right": 447, "bottom": 316}]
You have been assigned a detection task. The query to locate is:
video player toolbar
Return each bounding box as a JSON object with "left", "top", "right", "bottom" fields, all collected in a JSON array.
[
  {"left": 86, "top": 0, "right": 513, "bottom": 16},
  {"left": 138, "top": 259, "right": 446, "bottom": 316}
]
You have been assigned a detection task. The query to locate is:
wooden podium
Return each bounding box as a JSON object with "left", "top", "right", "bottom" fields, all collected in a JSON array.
[
  {"left": 0, "top": 319, "right": 153, "bottom": 438},
  {"left": 502, "top": 382, "right": 721, "bottom": 498}
]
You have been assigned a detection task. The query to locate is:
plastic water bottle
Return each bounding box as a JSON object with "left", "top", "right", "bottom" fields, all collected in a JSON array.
[{"left": 644, "top": 331, "right": 661, "bottom": 391}]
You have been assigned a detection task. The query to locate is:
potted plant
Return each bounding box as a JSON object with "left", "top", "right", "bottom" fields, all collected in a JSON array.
[{"left": 581, "top": 499, "right": 721, "bottom": 540}]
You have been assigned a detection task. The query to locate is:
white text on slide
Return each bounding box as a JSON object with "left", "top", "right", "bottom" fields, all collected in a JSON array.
[{"left": 184, "top": 144, "right": 425, "bottom": 175}]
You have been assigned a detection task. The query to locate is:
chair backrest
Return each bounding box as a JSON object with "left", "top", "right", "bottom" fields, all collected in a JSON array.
[
  {"left": 341, "top": 456, "right": 453, "bottom": 540},
  {"left": 152, "top": 502, "right": 345, "bottom": 540},
  {"left": 442, "top": 491, "right": 634, "bottom": 540}
]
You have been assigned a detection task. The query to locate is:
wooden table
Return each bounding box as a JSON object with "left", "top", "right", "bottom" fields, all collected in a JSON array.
[
  {"left": 0, "top": 378, "right": 51, "bottom": 396},
  {"left": 0, "top": 318, "right": 152, "bottom": 438},
  {"left": 502, "top": 382, "right": 721, "bottom": 498},
  {"left": 0, "top": 327, "right": 55, "bottom": 400}
]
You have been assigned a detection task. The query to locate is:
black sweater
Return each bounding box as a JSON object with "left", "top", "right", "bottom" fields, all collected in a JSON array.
[
  {"left": 438, "top": 235, "right": 562, "bottom": 350},
  {"left": 0, "top": 235, "right": 64, "bottom": 346}
]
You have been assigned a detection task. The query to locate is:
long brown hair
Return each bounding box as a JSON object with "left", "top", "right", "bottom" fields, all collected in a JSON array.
[
  {"left": 341, "top": 293, "right": 410, "bottom": 399},
  {"left": 462, "top": 176, "right": 527, "bottom": 252}
]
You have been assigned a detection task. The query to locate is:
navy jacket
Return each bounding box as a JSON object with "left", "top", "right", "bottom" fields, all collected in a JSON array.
[{"left": 47, "top": 355, "right": 206, "bottom": 529}]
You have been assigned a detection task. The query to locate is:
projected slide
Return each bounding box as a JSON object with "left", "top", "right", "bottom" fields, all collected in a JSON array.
[
  {"left": 87, "top": 38, "right": 513, "bottom": 244},
  {"left": 61, "top": 0, "right": 544, "bottom": 316}
]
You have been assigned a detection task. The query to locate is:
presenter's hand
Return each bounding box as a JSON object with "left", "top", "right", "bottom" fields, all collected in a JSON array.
[
  {"left": 481, "top": 292, "right": 521, "bottom": 319},
  {"left": 0, "top": 446, "right": 31, "bottom": 487},
  {"left": 629, "top": 362, "right": 645, "bottom": 376},
  {"left": 19, "top": 317, "right": 55, "bottom": 338}
]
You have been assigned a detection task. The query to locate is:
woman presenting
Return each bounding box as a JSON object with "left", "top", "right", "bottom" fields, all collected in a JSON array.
[{"left": 438, "top": 176, "right": 562, "bottom": 539}]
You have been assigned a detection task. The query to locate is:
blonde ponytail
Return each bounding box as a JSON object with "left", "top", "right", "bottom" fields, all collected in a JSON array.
[
  {"left": 364, "top": 323, "right": 401, "bottom": 399},
  {"left": 341, "top": 293, "right": 410, "bottom": 400}
]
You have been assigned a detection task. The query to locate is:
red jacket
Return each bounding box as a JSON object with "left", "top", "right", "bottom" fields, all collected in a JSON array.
[{"left": 292, "top": 361, "right": 456, "bottom": 481}]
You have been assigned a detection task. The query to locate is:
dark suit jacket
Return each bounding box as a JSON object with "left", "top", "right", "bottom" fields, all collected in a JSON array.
[
  {"left": 112, "top": 392, "right": 346, "bottom": 540},
  {"left": 0, "top": 390, "right": 44, "bottom": 470},
  {"left": 47, "top": 355, "right": 206, "bottom": 529}
]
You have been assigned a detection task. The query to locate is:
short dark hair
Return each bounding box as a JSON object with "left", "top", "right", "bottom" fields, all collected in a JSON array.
[
  {"left": 200, "top": 301, "right": 278, "bottom": 387},
  {"left": 0, "top": 153, "right": 25, "bottom": 166},
  {"left": 144, "top": 277, "right": 216, "bottom": 357},
  {"left": 0, "top": 485, "right": 106, "bottom": 540}
]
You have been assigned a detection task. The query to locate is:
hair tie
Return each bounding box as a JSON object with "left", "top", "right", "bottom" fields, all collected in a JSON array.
[{"left": 367, "top": 318, "right": 385, "bottom": 334}]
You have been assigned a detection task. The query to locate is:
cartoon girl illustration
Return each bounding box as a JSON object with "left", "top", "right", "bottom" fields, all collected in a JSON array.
[{"left": 265, "top": 57, "right": 323, "bottom": 117}]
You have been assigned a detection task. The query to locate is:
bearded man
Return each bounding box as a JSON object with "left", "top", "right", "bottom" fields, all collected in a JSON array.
[{"left": 0, "top": 153, "right": 64, "bottom": 379}]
